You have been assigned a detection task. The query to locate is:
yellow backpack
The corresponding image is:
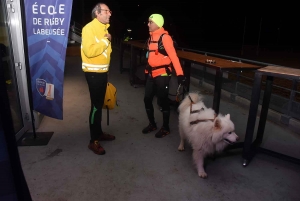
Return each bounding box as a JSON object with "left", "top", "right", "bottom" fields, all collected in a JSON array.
[
  {"left": 103, "top": 82, "right": 117, "bottom": 110},
  {"left": 103, "top": 82, "right": 117, "bottom": 125}
]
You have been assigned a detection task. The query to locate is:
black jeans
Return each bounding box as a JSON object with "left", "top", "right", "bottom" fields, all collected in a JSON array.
[
  {"left": 85, "top": 72, "right": 108, "bottom": 142},
  {"left": 144, "top": 75, "right": 171, "bottom": 127}
]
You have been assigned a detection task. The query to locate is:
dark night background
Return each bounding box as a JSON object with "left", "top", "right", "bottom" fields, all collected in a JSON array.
[{"left": 71, "top": 0, "right": 300, "bottom": 66}]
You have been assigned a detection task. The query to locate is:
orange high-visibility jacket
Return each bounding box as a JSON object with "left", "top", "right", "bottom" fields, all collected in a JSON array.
[{"left": 147, "top": 28, "right": 183, "bottom": 78}]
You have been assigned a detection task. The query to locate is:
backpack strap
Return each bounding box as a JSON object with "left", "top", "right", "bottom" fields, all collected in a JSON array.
[
  {"left": 146, "top": 33, "right": 171, "bottom": 76},
  {"left": 148, "top": 34, "right": 165, "bottom": 45},
  {"left": 157, "top": 33, "right": 165, "bottom": 49},
  {"left": 148, "top": 34, "right": 167, "bottom": 55}
]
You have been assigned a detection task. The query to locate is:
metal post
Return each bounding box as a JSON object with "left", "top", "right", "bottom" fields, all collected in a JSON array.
[
  {"left": 184, "top": 61, "right": 191, "bottom": 92},
  {"left": 287, "top": 80, "right": 297, "bottom": 116},
  {"left": 213, "top": 69, "right": 223, "bottom": 114},
  {"left": 231, "top": 70, "right": 240, "bottom": 102},
  {"left": 242, "top": 72, "right": 262, "bottom": 166},
  {"left": 281, "top": 80, "right": 297, "bottom": 125},
  {"left": 256, "top": 75, "right": 273, "bottom": 144}
]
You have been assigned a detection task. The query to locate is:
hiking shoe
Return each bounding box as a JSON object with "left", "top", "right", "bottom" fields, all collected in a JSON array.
[
  {"left": 142, "top": 123, "right": 157, "bottom": 134},
  {"left": 99, "top": 133, "right": 115, "bottom": 141},
  {"left": 88, "top": 140, "right": 106, "bottom": 155},
  {"left": 155, "top": 127, "right": 170, "bottom": 138}
]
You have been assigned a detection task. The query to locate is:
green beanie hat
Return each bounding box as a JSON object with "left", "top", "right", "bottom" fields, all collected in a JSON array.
[{"left": 149, "top": 14, "right": 164, "bottom": 28}]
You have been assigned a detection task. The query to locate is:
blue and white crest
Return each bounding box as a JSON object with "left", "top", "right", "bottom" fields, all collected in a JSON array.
[{"left": 36, "top": 78, "right": 47, "bottom": 96}]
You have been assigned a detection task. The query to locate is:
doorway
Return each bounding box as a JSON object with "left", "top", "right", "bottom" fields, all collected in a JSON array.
[{"left": 0, "top": 1, "right": 32, "bottom": 140}]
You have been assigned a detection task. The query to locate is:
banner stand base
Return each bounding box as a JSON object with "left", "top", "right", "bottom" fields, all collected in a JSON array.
[{"left": 17, "top": 132, "right": 54, "bottom": 146}]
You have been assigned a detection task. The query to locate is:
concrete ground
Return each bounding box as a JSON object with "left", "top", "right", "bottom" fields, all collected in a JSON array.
[{"left": 18, "top": 48, "right": 300, "bottom": 201}]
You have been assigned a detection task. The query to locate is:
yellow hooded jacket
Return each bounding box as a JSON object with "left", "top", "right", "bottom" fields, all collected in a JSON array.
[{"left": 81, "top": 18, "right": 112, "bottom": 73}]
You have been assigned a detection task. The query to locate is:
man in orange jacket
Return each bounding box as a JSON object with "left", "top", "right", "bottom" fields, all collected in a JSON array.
[{"left": 142, "top": 13, "right": 185, "bottom": 138}]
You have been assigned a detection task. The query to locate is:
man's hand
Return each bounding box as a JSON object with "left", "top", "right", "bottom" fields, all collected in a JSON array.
[{"left": 105, "top": 33, "right": 111, "bottom": 41}]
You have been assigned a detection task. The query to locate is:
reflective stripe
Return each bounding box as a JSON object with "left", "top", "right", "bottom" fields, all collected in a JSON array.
[
  {"left": 101, "top": 39, "right": 109, "bottom": 46},
  {"left": 161, "top": 73, "right": 171, "bottom": 76},
  {"left": 91, "top": 106, "right": 97, "bottom": 124},
  {"left": 82, "top": 63, "right": 109, "bottom": 68},
  {"left": 95, "top": 36, "right": 100, "bottom": 43},
  {"left": 82, "top": 63, "right": 109, "bottom": 71},
  {"left": 103, "top": 52, "right": 107, "bottom": 58},
  {"left": 84, "top": 67, "right": 108, "bottom": 71}
]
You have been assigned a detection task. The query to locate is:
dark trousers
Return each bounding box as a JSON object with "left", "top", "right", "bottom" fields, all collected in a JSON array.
[
  {"left": 85, "top": 72, "right": 108, "bottom": 142},
  {"left": 144, "top": 75, "right": 171, "bottom": 128}
]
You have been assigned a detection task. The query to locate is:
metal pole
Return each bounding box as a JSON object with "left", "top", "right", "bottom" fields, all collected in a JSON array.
[{"left": 287, "top": 80, "right": 297, "bottom": 116}]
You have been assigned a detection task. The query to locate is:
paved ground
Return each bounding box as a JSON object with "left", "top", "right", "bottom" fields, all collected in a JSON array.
[{"left": 18, "top": 49, "right": 300, "bottom": 201}]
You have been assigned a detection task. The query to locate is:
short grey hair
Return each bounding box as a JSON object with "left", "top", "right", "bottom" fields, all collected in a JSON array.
[{"left": 91, "top": 3, "right": 105, "bottom": 19}]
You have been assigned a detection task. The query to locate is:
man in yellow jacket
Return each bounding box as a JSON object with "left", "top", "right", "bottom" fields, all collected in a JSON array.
[
  {"left": 142, "top": 14, "right": 185, "bottom": 138},
  {"left": 81, "top": 3, "right": 115, "bottom": 155}
]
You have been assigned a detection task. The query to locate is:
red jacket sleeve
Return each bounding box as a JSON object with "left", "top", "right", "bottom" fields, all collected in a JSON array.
[{"left": 162, "top": 35, "right": 184, "bottom": 76}]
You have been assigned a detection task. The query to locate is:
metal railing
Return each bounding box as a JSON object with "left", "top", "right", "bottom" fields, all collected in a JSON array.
[
  {"left": 69, "top": 20, "right": 82, "bottom": 43},
  {"left": 187, "top": 56, "right": 300, "bottom": 122},
  {"left": 177, "top": 47, "right": 287, "bottom": 68},
  {"left": 114, "top": 38, "right": 300, "bottom": 122}
]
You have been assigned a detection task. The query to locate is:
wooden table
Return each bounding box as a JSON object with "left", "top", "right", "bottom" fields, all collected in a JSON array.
[
  {"left": 120, "top": 40, "right": 262, "bottom": 114},
  {"left": 242, "top": 66, "right": 300, "bottom": 166},
  {"left": 176, "top": 50, "right": 262, "bottom": 114}
]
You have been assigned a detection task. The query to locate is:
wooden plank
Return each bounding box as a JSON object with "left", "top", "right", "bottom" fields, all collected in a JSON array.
[
  {"left": 258, "top": 66, "right": 300, "bottom": 77},
  {"left": 177, "top": 50, "right": 261, "bottom": 69}
]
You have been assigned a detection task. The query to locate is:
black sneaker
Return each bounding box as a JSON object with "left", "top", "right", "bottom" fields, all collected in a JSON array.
[
  {"left": 142, "top": 123, "right": 157, "bottom": 134},
  {"left": 155, "top": 127, "right": 170, "bottom": 138}
]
